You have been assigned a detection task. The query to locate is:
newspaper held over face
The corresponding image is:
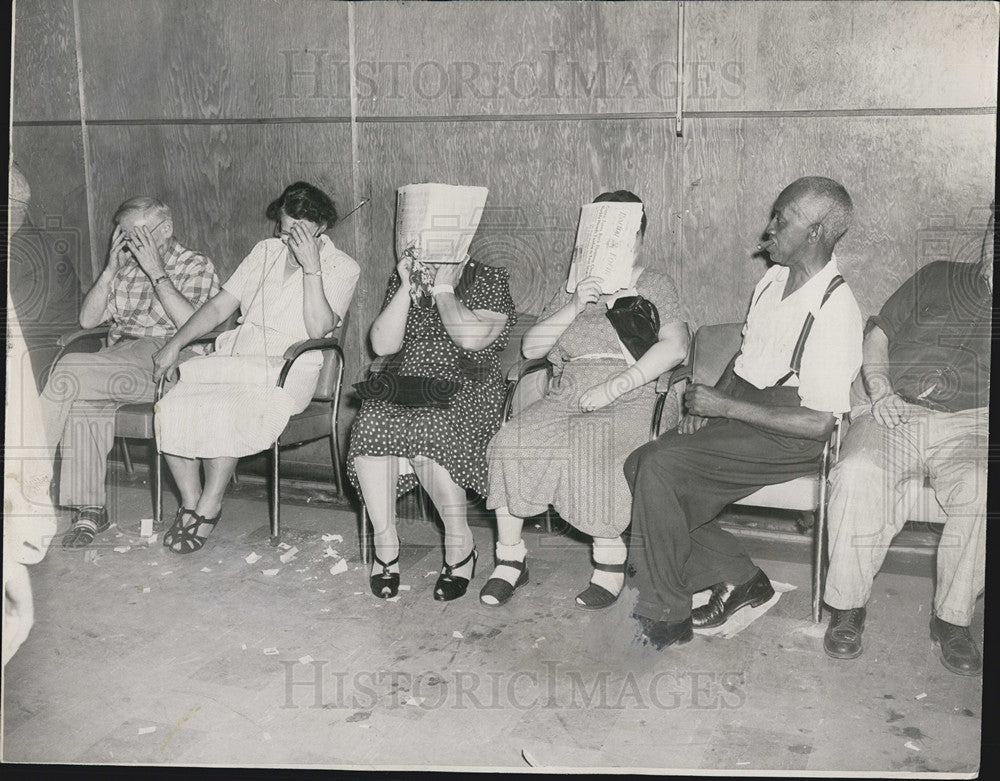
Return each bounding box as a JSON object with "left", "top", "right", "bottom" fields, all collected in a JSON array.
[
  {"left": 565, "top": 202, "right": 644, "bottom": 295},
  {"left": 395, "top": 183, "right": 489, "bottom": 266}
]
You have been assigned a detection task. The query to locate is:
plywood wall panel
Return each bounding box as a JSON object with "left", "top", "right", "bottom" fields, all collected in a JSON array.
[
  {"left": 11, "top": 0, "right": 81, "bottom": 121},
  {"left": 354, "top": 1, "right": 678, "bottom": 117},
  {"left": 78, "top": 0, "right": 352, "bottom": 120},
  {"left": 685, "top": 1, "right": 998, "bottom": 112},
  {"left": 10, "top": 126, "right": 92, "bottom": 291},
  {"left": 678, "top": 114, "right": 996, "bottom": 327},
  {"left": 355, "top": 119, "right": 683, "bottom": 332}
]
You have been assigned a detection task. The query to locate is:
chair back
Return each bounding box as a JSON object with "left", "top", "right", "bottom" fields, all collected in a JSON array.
[
  {"left": 314, "top": 310, "right": 349, "bottom": 401},
  {"left": 691, "top": 322, "right": 743, "bottom": 386}
]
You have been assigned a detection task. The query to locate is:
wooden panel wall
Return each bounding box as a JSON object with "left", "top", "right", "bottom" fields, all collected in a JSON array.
[{"left": 11, "top": 0, "right": 998, "bottom": 485}]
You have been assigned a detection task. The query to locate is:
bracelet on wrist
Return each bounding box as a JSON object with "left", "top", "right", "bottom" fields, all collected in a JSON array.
[
  {"left": 302, "top": 268, "right": 323, "bottom": 277},
  {"left": 152, "top": 275, "right": 169, "bottom": 287}
]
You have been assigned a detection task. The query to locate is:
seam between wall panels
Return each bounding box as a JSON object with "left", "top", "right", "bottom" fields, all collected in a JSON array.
[
  {"left": 347, "top": 1, "right": 365, "bottom": 386},
  {"left": 72, "top": 0, "right": 98, "bottom": 282}
]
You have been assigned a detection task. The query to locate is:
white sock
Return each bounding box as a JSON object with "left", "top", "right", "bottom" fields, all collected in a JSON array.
[
  {"left": 484, "top": 539, "right": 527, "bottom": 591},
  {"left": 588, "top": 536, "right": 627, "bottom": 596}
]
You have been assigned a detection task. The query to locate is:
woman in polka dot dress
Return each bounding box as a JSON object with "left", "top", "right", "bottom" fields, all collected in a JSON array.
[{"left": 348, "top": 251, "right": 515, "bottom": 602}]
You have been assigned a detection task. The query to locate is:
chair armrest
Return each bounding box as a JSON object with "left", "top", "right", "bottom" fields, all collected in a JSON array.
[
  {"left": 502, "top": 358, "right": 552, "bottom": 422},
  {"left": 506, "top": 357, "right": 551, "bottom": 383},
  {"left": 56, "top": 326, "right": 111, "bottom": 349},
  {"left": 278, "top": 337, "right": 342, "bottom": 388}
]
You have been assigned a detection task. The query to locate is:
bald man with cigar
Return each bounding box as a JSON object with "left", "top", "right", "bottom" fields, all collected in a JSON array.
[{"left": 623, "top": 176, "right": 863, "bottom": 650}]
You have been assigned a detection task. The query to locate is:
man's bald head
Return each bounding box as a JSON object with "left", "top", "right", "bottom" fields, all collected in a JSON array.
[{"left": 780, "top": 176, "right": 854, "bottom": 249}]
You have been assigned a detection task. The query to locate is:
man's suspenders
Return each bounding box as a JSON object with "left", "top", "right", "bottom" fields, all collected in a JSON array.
[{"left": 774, "top": 275, "right": 845, "bottom": 386}]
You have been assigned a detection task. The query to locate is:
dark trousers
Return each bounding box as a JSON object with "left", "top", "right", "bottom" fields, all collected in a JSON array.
[{"left": 623, "top": 417, "right": 825, "bottom": 622}]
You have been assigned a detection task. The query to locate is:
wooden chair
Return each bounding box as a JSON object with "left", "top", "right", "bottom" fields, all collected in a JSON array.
[
  {"left": 357, "top": 312, "right": 538, "bottom": 565},
  {"left": 655, "top": 323, "right": 841, "bottom": 623}
]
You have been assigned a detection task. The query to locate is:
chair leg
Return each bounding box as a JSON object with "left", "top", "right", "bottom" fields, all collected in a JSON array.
[
  {"left": 153, "top": 447, "right": 163, "bottom": 529},
  {"left": 360, "top": 503, "right": 372, "bottom": 566},
  {"left": 330, "top": 429, "right": 344, "bottom": 497},
  {"left": 813, "top": 501, "right": 830, "bottom": 623},
  {"left": 270, "top": 441, "right": 280, "bottom": 546},
  {"left": 120, "top": 438, "right": 134, "bottom": 475}
]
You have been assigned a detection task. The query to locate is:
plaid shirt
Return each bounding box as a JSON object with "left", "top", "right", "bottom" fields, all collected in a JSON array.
[{"left": 107, "top": 239, "right": 219, "bottom": 344}]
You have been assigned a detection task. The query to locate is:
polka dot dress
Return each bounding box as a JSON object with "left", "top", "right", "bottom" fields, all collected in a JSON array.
[{"left": 348, "top": 261, "right": 516, "bottom": 497}]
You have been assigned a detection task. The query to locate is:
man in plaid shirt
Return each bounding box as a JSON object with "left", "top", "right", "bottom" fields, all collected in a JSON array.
[{"left": 34, "top": 196, "right": 220, "bottom": 548}]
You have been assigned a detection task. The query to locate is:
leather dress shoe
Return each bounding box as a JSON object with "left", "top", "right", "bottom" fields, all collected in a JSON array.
[
  {"left": 691, "top": 569, "right": 775, "bottom": 629},
  {"left": 635, "top": 615, "right": 694, "bottom": 650},
  {"left": 930, "top": 615, "right": 982, "bottom": 676},
  {"left": 823, "top": 607, "right": 866, "bottom": 659}
]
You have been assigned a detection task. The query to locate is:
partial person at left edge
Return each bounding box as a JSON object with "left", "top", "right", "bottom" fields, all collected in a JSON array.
[{"left": 23, "top": 195, "right": 221, "bottom": 550}]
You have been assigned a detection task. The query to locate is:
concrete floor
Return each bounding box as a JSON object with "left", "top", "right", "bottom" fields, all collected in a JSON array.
[{"left": 2, "top": 471, "right": 983, "bottom": 772}]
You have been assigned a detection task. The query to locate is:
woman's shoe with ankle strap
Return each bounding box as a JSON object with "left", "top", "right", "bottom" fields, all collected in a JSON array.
[
  {"left": 434, "top": 547, "right": 478, "bottom": 602},
  {"left": 479, "top": 556, "right": 529, "bottom": 607},
  {"left": 370, "top": 553, "right": 400, "bottom": 599},
  {"left": 575, "top": 561, "right": 625, "bottom": 610}
]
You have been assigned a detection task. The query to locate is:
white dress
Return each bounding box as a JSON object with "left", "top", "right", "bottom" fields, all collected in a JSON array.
[{"left": 155, "top": 236, "right": 360, "bottom": 459}]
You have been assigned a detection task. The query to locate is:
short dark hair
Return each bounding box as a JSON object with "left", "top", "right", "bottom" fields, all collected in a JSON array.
[
  {"left": 266, "top": 181, "right": 338, "bottom": 228},
  {"left": 593, "top": 190, "right": 647, "bottom": 237}
]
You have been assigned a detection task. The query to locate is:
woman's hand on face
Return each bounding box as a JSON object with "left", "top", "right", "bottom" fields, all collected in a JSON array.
[
  {"left": 571, "top": 276, "right": 604, "bottom": 314},
  {"left": 152, "top": 342, "right": 181, "bottom": 383},
  {"left": 287, "top": 223, "right": 322, "bottom": 273},
  {"left": 433, "top": 255, "right": 469, "bottom": 288}
]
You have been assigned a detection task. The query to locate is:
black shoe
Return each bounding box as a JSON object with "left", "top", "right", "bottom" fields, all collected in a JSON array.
[
  {"left": 434, "top": 547, "right": 478, "bottom": 602},
  {"left": 61, "top": 506, "right": 110, "bottom": 549},
  {"left": 823, "top": 607, "right": 866, "bottom": 659},
  {"left": 480, "top": 557, "right": 528, "bottom": 607},
  {"left": 635, "top": 615, "right": 694, "bottom": 650},
  {"left": 370, "top": 553, "right": 400, "bottom": 599},
  {"left": 575, "top": 561, "right": 625, "bottom": 610},
  {"left": 691, "top": 569, "right": 775, "bottom": 629},
  {"left": 930, "top": 615, "right": 982, "bottom": 676}
]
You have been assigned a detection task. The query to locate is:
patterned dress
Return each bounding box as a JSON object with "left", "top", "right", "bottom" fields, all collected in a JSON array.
[
  {"left": 348, "top": 261, "right": 516, "bottom": 497},
  {"left": 486, "top": 268, "right": 682, "bottom": 538}
]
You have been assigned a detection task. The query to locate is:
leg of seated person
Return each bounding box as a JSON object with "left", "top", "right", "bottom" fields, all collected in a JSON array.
[
  {"left": 480, "top": 506, "right": 529, "bottom": 605},
  {"left": 823, "top": 412, "right": 923, "bottom": 613},
  {"left": 354, "top": 455, "right": 401, "bottom": 578},
  {"left": 625, "top": 420, "right": 817, "bottom": 626},
  {"left": 195, "top": 457, "right": 238, "bottom": 520},
  {"left": 58, "top": 400, "right": 118, "bottom": 510},
  {"left": 162, "top": 454, "right": 203, "bottom": 513},
  {"left": 924, "top": 408, "right": 987, "bottom": 629},
  {"left": 411, "top": 456, "right": 476, "bottom": 592}
]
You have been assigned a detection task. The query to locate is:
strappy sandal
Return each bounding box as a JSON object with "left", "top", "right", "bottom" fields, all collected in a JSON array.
[
  {"left": 162, "top": 507, "right": 194, "bottom": 548},
  {"left": 166, "top": 509, "right": 221, "bottom": 555},
  {"left": 575, "top": 561, "right": 626, "bottom": 610},
  {"left": 434, "top": 547, "right": 478, "bottom": 602},
  {"left": 61, "top": 506, "right": 110, "bottom": 549},
  {"left": 370, "top": 553, "right": 400, "bottom": 599},
  {"left": 479, "top": 557, "right": 529, "bottom": 607}
]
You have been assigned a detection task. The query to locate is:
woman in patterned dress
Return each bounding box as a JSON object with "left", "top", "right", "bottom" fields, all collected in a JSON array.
[
  {"left": 348, "top": 249, "right": 515, "bottom": 602},
  {"left": 152, "top": 182, "right": 360, "bottom": 554},
  {"left": 482, "top": 191, "right": 689, "bottom": 609}
]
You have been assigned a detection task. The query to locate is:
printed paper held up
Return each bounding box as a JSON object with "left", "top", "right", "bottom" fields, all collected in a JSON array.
[
  {"left": 565, "top": 202, "right": 644, "bottom": 294},
  {"left": 395, "top": 183, "right": 489, "bottom": 265}
]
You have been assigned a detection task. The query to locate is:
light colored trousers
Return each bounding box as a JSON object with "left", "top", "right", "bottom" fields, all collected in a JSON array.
[
  {"left": 36, "top": 337, "right": 164, "bottom": 508},
  {"left": 823, "top": 406, "right": 988, "bottom": 626}
]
